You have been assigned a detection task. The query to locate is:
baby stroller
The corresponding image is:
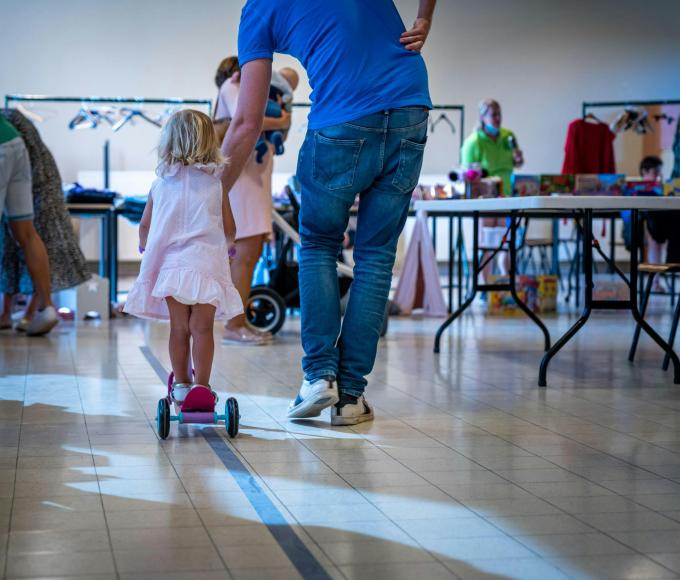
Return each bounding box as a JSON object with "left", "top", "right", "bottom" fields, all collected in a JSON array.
[{"left": 246, "top": 187, "right": 389, "bottom": 337}]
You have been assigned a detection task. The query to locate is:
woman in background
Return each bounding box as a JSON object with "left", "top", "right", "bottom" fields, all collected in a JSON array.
[
  {"left": 213, "top": 57, "right": 291, "bottom": 345},
  {"left": 0, "top": 109, "right": 89, "bottom": 333}
]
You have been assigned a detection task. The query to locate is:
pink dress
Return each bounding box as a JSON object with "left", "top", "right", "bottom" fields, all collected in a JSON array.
[
  {"left": 216, "top": 79, "right": 273, "bottom": 241},
  {"left": 124, "top": 163, "right": 243, "bottom": 321}
]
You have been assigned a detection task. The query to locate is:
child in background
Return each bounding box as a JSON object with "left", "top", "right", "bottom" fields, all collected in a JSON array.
[
  {"left": 622, "top": 156, "right": 665, "bottom": 289},
  {"left": 124, "top": 110, "right": 243, "bottom": 401}
]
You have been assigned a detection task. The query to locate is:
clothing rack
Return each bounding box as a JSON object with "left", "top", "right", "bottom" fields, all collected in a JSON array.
[
  {"left": 578, "top": 98, "right": 680, "bottom": 302},
  {"left": 582, "top": 98, "right": 680, "bottom": 119},
  {"left": 4, "top": 94, "right": 213, "bottom": 188}
]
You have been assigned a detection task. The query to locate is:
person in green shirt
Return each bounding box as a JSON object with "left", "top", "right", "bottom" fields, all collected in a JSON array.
[
  {"left": 461, "top": 99, "right": 524, "bottom": 282},
  {"left": 461, "top": 99, "right": 523, "bottom": 196}
]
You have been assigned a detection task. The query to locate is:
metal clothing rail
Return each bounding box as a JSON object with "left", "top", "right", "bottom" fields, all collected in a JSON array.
[
  {"left": 4, "top": 94, "right": 213, "bottom": 188},
  {"left": 5, "top": 94, "right": 212, "bottom": 113},
  {"left": 582, "top": 98, "right": 680, "bottom": 118}
]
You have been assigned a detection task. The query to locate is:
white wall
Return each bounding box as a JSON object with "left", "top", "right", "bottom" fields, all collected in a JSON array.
[
  {"left": 2, "top": 0, "right": 679, "bottom": 260},
  {"left": 3, "top": 0, "right": 680, "bottom": 179}
]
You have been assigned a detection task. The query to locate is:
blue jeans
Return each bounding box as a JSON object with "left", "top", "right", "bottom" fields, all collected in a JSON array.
[{"left": 297, "top": 107, "right": 428, "bottom": 397}]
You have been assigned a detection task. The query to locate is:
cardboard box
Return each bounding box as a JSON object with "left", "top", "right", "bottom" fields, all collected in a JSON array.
[
  {"left": 540, "top": 174, "right": 574, "bottom": 195},
  {"left": 574, "top": 174, "right": 625, "bottom": 196},
  {"left": 467, "top": 177, "right": 502, "bottom": 199},
  {"left": 624, "top": 179, "right": 663, "bottom": 196},
  {"left": 487, "top": 274, "right": 558, "bottom": 316},
  {"left": 54, "top": 275, "right": 110, "bottom": 320},
  {"left": 513, "top": 174, "right": 541, "bottom": 197}
]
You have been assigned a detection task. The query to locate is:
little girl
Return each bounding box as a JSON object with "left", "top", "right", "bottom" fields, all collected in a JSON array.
[{"left": 124, "top": 109, "right": 243, "bottom": 402}]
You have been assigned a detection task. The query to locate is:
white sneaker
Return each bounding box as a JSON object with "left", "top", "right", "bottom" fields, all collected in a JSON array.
[
  {"left": 26, "top": 306, "right": 59, "bottom": 336},
  {"left": 13, "top": 317, "right": 30, "bottom": 332},
  {"left": 287, "top": 377, "right": 339, "bottom": 419},
  {"left": 331, "top": 395, "right": 374, "bottom": 426},
  {"left": 171, "top": 383, "right": 192, "bottom": 404}
]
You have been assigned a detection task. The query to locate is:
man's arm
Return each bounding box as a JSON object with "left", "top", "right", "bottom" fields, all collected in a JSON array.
[
  {"left": 220, "top": 59, "right": 272, "bottom": 195},
  {"left": 400, "top": 0, "right": 436, "bottom": 52}
]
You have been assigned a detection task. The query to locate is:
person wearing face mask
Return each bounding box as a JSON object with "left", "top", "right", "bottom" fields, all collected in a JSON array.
[
  {"left": 462, "top": 98, "right": 523, "bottom": 196},
  {"left": 461, "top": 99, "right": 524, "bottom": 281}
]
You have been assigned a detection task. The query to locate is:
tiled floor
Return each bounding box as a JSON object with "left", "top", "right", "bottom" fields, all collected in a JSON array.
[{"left": 2, "top": 305, "right": 680, "bottom": 579}]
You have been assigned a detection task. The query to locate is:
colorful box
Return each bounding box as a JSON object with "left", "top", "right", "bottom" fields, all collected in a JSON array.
[
  {"left": 664, "top": 178, "right": 680, "bottom": 197},
  {"left": 624, "top": 178, "right": 663, "bottom": 196},
  {"left": 574, "top": 174, "right": 626, "bottom": 196},
  {"left": 487, "top": 274, "right": 558, "bottom": 316},
  {"left": 512, "top": 174, "right": 541, "bottom": 197},
  {"left": 467, "top": 177, "right": 502, "bottom": 199},
  {"left": 540, "top": 174, "right": 574, "bottom": 195}
]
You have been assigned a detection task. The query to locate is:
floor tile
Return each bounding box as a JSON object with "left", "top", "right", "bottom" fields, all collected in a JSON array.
[{"left": 5, "top": 311, "right": 680, "bottom": 580}]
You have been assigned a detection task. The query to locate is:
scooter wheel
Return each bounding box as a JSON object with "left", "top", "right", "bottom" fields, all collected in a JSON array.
[
  {"left": 157, "top": 398, "right": 170, "bottom": 440},
  {"left": 226, "top": 397, "right": 239, "bottom": 438}
]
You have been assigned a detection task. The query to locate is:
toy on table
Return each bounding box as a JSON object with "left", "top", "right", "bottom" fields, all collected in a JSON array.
[
  {"left": 512, "top": 174, "right": 541, "bottom": 197},
  {"left": 540, "top": 174, "right": 574, "bottom": 196},
  {"left": 156, "top": 371, "right": 239, "bottom": 439},
  {"left": 574, "top": 174, "right": 625, "bottom": 196}
]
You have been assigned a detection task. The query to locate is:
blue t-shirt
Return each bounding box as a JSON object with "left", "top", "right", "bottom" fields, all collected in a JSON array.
[{"left": 238, "top": 0, "right": 432, "bottom": 130}]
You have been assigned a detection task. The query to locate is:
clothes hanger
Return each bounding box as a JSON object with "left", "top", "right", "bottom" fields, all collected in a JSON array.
[
  {"left": 111, "top": 107, "right": 162, "bottom": 132},
  {"left": 15, "top": 103, "right": 44, "bottom": 123},
  {"left": 583, "top": 112, "right": 602, "bottom": 124},
  {"left": 430, "top": 113, "right": 456, "bottom": 134},
  {"left": 68, "top": 103, "right": 99, "bottom": 130},
  {"left": 654, "top": 113, "right": 676, "bottom": 125}
]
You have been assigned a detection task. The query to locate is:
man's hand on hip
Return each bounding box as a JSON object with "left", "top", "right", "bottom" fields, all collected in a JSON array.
[{"left": 400, "top": 17, "right": 431, "bottom": 52}]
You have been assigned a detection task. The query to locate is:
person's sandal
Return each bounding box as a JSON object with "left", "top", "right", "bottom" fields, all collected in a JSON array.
[
  {"left": 171, "top": 383, "right": 192, "bottom": 404},
  {"left": 222, "top": 327, "right": 266, "bottom": 346}
]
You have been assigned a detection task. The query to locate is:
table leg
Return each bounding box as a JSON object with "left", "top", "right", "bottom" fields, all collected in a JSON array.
[
  {"left": 539, "top": 210, "right": 593, "bottom": 387},
  {"left": 448, "top": 216, "right": 453, "bottom": 313},
  {"left": 609, "top": 216, "right": 616, "bottom": 274},
  {"left": 509, "top": 212, "right": 551, "bottom": 351},
  {"left": 431, "top": 216, "right": 437, "bottom": 249},
  {"left": 629, "top": 209, "right": 680, "bottom": 383},
  {"left": 435, "top": 212, "right": 478, "bottom": 354},
  {"left": 457, "top": 216, "right": 464, "bottom": 308},
  {"left": 575, "top": 221, "right": 582, "bottom": 308},
  {"left": 100, "top": 213, "right": 109, "bottom": 280},
  {"left": 109, "top": 209, "right": 118, "bottom": 304}
]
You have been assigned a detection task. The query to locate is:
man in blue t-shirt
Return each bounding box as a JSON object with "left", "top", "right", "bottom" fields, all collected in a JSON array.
[{"left": 221, "top": 0, "right": 436, "bottom": 426}]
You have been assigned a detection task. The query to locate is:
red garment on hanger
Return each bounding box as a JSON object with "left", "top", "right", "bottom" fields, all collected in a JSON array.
[{"left": 562, "top": 119, "right": 616, "bottom": 174}]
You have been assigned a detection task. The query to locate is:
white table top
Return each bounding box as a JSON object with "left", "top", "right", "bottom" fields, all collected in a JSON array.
[{"left": 415, "top": 195, "right": 680, "bottom": 212}]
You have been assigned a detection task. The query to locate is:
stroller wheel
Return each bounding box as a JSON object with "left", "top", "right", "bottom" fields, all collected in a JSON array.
[{"left": 246, "top": 286, "right": 287, "bottom": 335}]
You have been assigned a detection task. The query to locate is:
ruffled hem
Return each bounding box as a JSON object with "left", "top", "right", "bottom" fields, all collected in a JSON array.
[
  {"left": 156, "top": 161, "right": 224, "bottom": 178},
  {"left": 124, "top": 267, "right": 243, "bottom": 321}
]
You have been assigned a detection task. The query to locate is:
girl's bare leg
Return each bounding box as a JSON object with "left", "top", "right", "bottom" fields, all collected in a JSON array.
[
  {"left": 166, "top": 297, "right": 192, "bottom": 383},
  {"left": 189, "top": 303, "right": 217, "bottom": 386}
]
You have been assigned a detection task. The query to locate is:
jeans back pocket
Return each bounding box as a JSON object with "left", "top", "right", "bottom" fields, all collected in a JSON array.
[
  {"left": 392, "top": 138, "right": 427, "bottom": 193},
  {"left": 312, "top": 133, "right": 364, "bottom": 191}
]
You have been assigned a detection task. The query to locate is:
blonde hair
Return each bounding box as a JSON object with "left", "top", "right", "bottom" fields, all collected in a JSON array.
[{"left": 158, "top": 109, "right": 223, "bottom": 167}]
